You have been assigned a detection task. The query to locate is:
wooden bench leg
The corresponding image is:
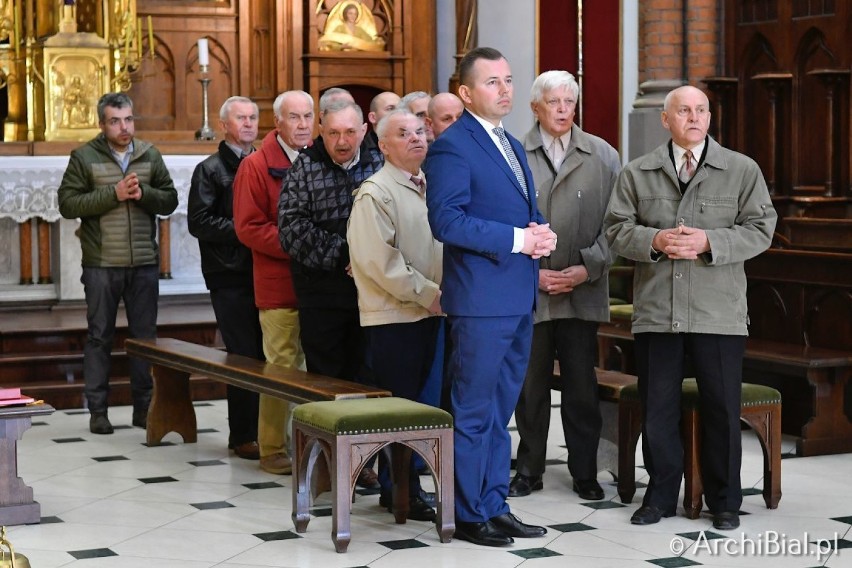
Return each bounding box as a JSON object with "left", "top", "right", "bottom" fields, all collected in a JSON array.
[
  {"left": 435, "top": 429, "right": 455, "bottom": 543},
  {"left": 798, "top": 368, "right": 852, "bottom": 456},
  {"left": 681, "top": 409, "right": 703, "bottom": 519},
  {"left": 617, "top": 400, "right": 642, "bottom": 504},
  {"left": 741, "top": 404, "right": 782, "bottom": 509},
  {"left": 147, "top": 365, "right": 197, "bottom": 445}
]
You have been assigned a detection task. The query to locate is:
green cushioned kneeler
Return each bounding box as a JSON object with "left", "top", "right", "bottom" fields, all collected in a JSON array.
[
  {"left": 609, "top": 304, "right": 634, "bottom": 319},
  {"left": 293, "top": 397, "right": 453, "bottom": 435},
  {"left": 620, "top": 378, "right": 782, "bottom": 407}
]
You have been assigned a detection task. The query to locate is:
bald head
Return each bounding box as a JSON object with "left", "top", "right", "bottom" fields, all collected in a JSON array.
[
  {"left": 661, "top": 86, "right": 711, "bottom": 150},
  {"left": 368, "top": 91, "right": 400, "bottom": 129},
  {"left": 427, "top": 92, "right": 464, "bottom": 138}
]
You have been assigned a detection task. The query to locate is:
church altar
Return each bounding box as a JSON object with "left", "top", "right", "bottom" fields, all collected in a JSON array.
[{"left": 0, "top": 154, "right": 209, "bottom": 303}]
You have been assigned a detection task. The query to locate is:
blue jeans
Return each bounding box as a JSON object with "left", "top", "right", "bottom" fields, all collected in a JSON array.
[{"left": 81, "top": 265, "right": 159, "bottom": 413}]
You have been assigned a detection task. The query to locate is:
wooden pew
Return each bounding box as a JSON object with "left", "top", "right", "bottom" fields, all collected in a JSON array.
[
  {"left": 125, "top": 337, "right": 391, "bottom": 446},
  {"left": 779, "top": 217, "right": 852, "bottom": 252}
]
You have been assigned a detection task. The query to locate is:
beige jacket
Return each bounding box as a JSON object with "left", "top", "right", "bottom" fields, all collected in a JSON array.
[{"left": 347, "top": 161, "right": 443, "bottom": 326}]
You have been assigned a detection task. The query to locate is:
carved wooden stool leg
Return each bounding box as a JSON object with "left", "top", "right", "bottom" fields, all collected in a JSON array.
[
  {"left": 390, "top": 443, "right": 411, "bottom": 524},
  {"left": 741, "top": 404, "right": 782, "bottom": 509},
  {"left": 681, "top": 408, "right": 703, "bottom": 519},
  {"left": 436, "top": 429, "right": 455, "bottom": 543},
  {"left": 332, "top": 436, "right": 352, "bottom": 553},
  {"left": 291, "top": 425, "right": 311, "bottom": 533},
  {"left": 617, "top": 399, "right": 642, "bottom": 503}
]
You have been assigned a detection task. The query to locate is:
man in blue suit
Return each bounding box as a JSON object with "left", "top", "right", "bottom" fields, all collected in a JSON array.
[{"left": 425, "top": 47, "right": 557, "bottom": 548}]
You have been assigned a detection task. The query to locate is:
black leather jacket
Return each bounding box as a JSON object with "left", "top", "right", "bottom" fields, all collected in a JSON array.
[{"left": 188, "top": 141, "right": 254, "bottom": 290}]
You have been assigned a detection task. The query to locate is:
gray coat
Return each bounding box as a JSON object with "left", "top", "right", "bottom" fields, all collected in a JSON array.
[
  {"left": 604, "top": 137, "right": 777, "bottom": 336},
  {"left": 524, "top": 124, "right": 621, "bottom": 324}
]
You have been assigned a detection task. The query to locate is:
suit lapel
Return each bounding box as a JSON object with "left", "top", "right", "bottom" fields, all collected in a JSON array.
[{"left": 462, "top": 112, "right": 528, "bottom": 202}]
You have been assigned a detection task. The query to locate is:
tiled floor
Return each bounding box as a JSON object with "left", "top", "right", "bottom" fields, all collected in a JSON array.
[{"left": 12, "top": 397, "right": 852, "bottom": 567}]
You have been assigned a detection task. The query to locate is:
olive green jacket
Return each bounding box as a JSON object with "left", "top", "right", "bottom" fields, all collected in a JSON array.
[
  {"left": 58, "top": 134, "right": 178, "bottom": 267},
  {"left": 604, "top": 137, "right": 777, "bottom": 335}
]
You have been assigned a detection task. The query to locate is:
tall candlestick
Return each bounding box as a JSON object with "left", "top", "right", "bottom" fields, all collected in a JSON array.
[
  {"left": 147, "top": 15, "right": 155, "bottom": 58},
  {"left": 197, "top": 38, "right": 209, "bottom": 66}
]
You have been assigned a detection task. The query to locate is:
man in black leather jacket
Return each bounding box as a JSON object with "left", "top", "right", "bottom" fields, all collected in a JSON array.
[{"left": 188, "top": 96, "right": 262, "bottom": 460}]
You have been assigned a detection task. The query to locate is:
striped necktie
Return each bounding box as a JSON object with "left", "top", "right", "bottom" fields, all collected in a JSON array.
[
  {"left": 679, "top": 149, "right": 696, "bottom": 183},
  {"left": 493, "top": 127, "right": 528, "bottom": 199}
]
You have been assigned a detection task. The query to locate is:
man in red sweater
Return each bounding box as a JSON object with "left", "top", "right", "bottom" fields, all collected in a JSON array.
[{"left": 233, "top": 90, "right": 313, "bottom": 475}]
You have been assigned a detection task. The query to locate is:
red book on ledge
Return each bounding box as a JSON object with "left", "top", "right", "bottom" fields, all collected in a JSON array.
[{"left": 0, "top": 387, "right": 35, "bottom": 406}]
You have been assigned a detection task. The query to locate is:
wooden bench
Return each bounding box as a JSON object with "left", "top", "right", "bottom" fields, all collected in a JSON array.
[{"left": 124, "top": 337, "right": 391, "bottom": 446}]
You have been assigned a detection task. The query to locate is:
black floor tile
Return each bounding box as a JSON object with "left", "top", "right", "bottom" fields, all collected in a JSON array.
[
  {"left": 255, "top": 530, "right": 301, "bottom": 541},
  {"left": 191, "top": 501, "right": 234, "bottom": 510},
  {"left": 139, "top": 476, "right": 178, "bottom": 483},
  {"left": 189, "top": 459, "right": 226, "bottom": 467},
  {"left": 549, "top": 522, "right": 595, "bottom": 532},
  {"left": 510, "top": 547, "right": 561, "bottom": 559},
  {"left": 68, "top": 548, "right": 118, "bottom": 560},
  {"left": 647, "top": 557, "right": 702, "bottom": 567},
  {"left": 53, "top": 437, "right": 86, "bottom": 443},
  {"left": 244, "top": 481, "right": 284, "bottom": 490},
  {"left": 92, "top": 455, "right": 129, "bottom": 462},
  {"left": 378, "top": 538, "right": 429, "bottom": 550}
]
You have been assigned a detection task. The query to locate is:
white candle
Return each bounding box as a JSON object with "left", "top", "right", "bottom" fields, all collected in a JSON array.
[{"left": 197, "top": 38, "right": 209, "bottom": 66}]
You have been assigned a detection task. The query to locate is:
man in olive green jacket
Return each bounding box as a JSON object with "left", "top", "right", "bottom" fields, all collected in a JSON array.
[
  {"left": 604, "top": 86, "right": 776, "bottom": 531},
  {"left": 58, "top": 93, "right": 178, "bottom": 435}
]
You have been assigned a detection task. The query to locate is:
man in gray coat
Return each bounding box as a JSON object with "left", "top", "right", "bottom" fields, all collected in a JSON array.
[
  {"left": 510, "top": 71, "right": 620, "bottom": 501},
  {"left": 604, "top": 85, "right": 776, "bottom": 531}
]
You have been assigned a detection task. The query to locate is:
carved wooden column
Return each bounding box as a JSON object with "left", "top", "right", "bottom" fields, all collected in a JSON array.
[
  {"left": 37, "top": 218, "right": 52, "bottom": 284},
  {"left": 751, "top": 73, "right": 792, "bottom": 196},
  {"left": 158, "top": 218, "right": 172, "bottom": 279},
  {"left": 806, "top": 69, "right": 850, "bottom": 197},
  {"left": 702, "top": 77, "right": 738, "bottom": 148},
  {"left": 448, "top": 0, "right": 477, "bottom": 93},
  {"left": 18, "top": 220, "right": 32, "bottom": 285}
]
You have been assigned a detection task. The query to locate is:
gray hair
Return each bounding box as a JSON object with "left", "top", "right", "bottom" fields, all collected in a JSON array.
[
  {"left": 322, "top": 100, "right": 363, "bottom": 123},
  {"left": 319, "top": 87, "right": 354, "bottom": 113},
  {"left": 97, "top": 92, "right": 133, "bottom": 123},
  {"left": 398, "top": 91, "right": 431, "bottom": 113},
  {"left": 219, "top": 96, "right": 258, "bottom": 121},
  {"left": 530, "top": 70, "right": 579, "bottom": 103},
  {"left": 375, "top": 109, "right": 421, "bottom": 140},
  {"left": 272, "top": 90, "right": 313, "bottom": 118}
]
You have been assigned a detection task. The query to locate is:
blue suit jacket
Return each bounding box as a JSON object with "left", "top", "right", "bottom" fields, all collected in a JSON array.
[{"left": 425, "top": 110, "right": 544, "bottom": 317}]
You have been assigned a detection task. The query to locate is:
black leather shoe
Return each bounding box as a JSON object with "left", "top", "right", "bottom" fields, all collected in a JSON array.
[
  {"left": 454, "top": 520, "right": 514, "bottom": 547},
  {"left": 89, "top": 413, "right": 114, "bottom": 435},
  {"left": 573, "top": 479, "right": 604, "bottom": 500},
  {"left": 379, "top": 493, "right": 437, "bottom": 522},
  {"left": 419, "top": 490, "right": 436, "bottom": 508},
  {"left": 132, "top": 408, "right": 148, "bottom": 429},
  {"left": 490, "top": 512, "right": 547, "bottom": 538},
  {"left": 508, "top": 473, "right": 543, "bottom": 497},
  {"left": 630, "top": 505, "right": 675, "bottom": 525},
  {"left": 712, "top": 511, "right": 740, "bottom": 530}
]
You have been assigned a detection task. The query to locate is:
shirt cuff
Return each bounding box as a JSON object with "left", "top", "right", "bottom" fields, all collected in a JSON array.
[{"left": 512, "top": 227, "right": 524, "bottom": 253}]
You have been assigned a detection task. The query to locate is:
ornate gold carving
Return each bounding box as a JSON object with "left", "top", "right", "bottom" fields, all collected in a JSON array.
[{"left": 43, "top": 47, "right": 110, "bottom": 140}]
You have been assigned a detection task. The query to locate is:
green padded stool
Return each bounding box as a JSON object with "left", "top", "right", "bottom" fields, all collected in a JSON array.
[
  {"left": 617, "top": 379, "right": 782, "bottom": 518},
  {"left": 292, "top": 397, "right": 454, "bottom": 553}
]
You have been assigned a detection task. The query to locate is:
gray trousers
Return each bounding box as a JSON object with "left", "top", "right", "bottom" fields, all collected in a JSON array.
[{"left": 82, "top": 265, "right": 158, "bottom": 413}]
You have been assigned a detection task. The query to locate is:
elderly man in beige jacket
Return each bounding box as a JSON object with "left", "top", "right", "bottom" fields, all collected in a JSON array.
[{"left": 347, "top": 109, "right": 443, "bottom": 523}]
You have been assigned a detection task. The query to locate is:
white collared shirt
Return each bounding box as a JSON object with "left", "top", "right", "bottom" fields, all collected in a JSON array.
[
  {"left": 540, "top": 125, "right": 572, "bottom": 170},
  {"left": 276, "top": 135, "right": 301, "bottom": 163}
]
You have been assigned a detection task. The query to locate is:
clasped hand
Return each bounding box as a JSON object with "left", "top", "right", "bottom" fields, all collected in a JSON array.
[
  {"left": 115, "top": 172, "right": 141, "bottom": 202},
  {"left": 539, "top": 265, "right": 588, "bottom": 295},
  {"left": 522, "top": 222, "right": 557, "bottom": 259},
  {"left": 652, "top": 223, "right": 710, "bottom": 260}
]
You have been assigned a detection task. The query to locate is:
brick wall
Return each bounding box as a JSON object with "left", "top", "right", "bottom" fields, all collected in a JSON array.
[{"left": 639, "top": 0, "right": 719, "bottom": 86}]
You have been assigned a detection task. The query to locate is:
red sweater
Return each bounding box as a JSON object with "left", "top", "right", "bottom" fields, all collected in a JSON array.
[{"left": 233, "top": 130, "right": 298, "bottom": 309}]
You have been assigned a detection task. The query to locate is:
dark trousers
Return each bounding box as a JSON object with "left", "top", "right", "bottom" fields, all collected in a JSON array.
[
  {"left": 515, "top": 318, "right": 601, "bottom": 480},
  {"left": 634, "top": 332, "right": 746, "bottom": 514},
  {"left": 82, "top": 265, "right": 158, "bottom": 413},
  {"left": 449, "top": 313, "right": 533, "bottom": 522},
  {"left": 209, "top": 286, "right": 262, "bottom": 447},
  {"left": 299, "top": 307, "right": 364, "bottom": 381},
  {"left": 364, "top": 317, "right": 441, "bottom": 499}
]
